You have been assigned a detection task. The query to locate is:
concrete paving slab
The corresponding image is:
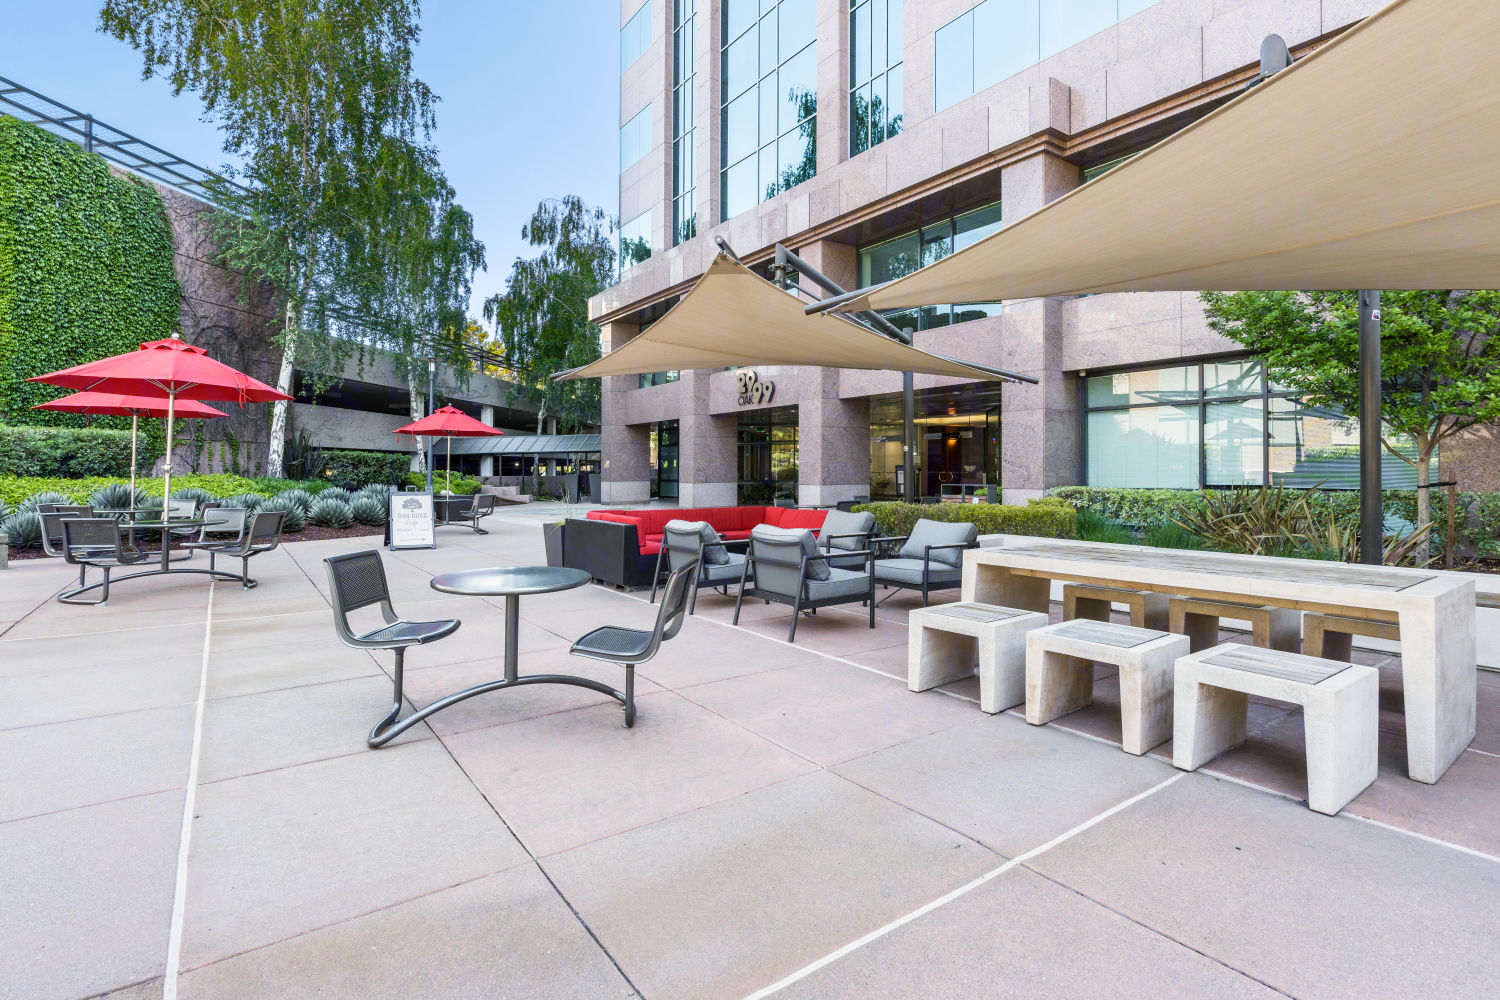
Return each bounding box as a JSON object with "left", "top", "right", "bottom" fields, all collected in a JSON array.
[
  {"left": 0, "top": 790, "right": 181, "bottom": 1000},
  {"left": 0, "top": 652, "right": 201, "bottom": 730},
  {"left": 1030, "top": 773, "right": 1500, "bottom": 1000},
  {"left": 834, "top": 713, "right": 1177, "bottom": 857},
  {"left": 842, "top": 641, "right": 914, "bottom": 679},
  {"left": 445, "top": 690, "right": 816, "bottom": 856},
  {"left": 775, "top": 866, "right": 1280, "bottom": 1000},
  {"left": 181, "top": 740, "right": 527, "bottom": 968},
  {"left": 739, "top": 613, "right": 908, "bottom": 657},
  {"left": 1472, "top": 677, "right": 1500, "bottom": 755},
  {"left": 198, "top": 674, "right": 431, "bottom": 782},
  {"left": 682, "top": 659, "right": 979, "bottom": 766},
  {"left": 0, "top": 703, "right": 192, "bottom": 822},
  {"left": 1346, "top": 736, "right": 1500, "bottom": 858},
  {"left": 177, "top": 865, "right": 635, "bottom": 999},
  {"left": 204, "top": 634, "right": 383, "bottom": 700},
  {"left": 544, "top": 769, "right": 1000, "bottom": 1000}
]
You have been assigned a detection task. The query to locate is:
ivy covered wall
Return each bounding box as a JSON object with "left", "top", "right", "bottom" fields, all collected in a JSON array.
[{"left": 0, "top": 116, "right": 183, "bottom": 430}]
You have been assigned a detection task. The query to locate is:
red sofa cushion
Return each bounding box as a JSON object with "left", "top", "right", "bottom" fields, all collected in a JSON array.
[
  {"left": 585, "top": 505, "right": 827, "bottom": 556},
  {"left": 772, "top": 507, "right": 827, "bottom": 532}
]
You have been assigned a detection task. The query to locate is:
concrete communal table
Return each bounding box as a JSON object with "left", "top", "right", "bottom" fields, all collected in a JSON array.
[{"left": 961, "top": 541, "right": 1477, "bottom": 784}]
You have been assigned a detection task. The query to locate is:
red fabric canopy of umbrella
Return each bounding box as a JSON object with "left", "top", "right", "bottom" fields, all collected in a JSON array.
[
  {"left": 31, "top": 390, "right": 228, "bottom": 419},
  {"left": 393, "top": 405, "right": 504, "bottom": 438},
  {"left": 27, "top": 337, "right": 292, "bottom": 405}
]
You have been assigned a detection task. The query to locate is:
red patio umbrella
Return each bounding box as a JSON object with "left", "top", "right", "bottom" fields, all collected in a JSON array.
[
  {"left": 393, "top": 405, "right": 503, "bottom": 490},
  {"left": 32, "top": 391, "right": 227, "bottom": 500},
  {"left": 28, "top": 335, "right": 292, "bottom": 507}
]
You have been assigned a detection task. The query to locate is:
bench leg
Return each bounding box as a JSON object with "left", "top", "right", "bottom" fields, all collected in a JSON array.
[
  {"left": 1067, "top": 594, "right": 1113, "bottom": 623},
  {"left": 1133, "top": 593, "right": 1171, "bottom": 631},
  {"left": 1171, "top": 607, "right": 1222, "bottom": 653},
  {"left": 1303, "top": 677, "right": 1378, "bottom": 815},
  {"left": 978, "top": 628, "right": 1028, "bottom": 715},
  {"left": 908, "top": 626, "right": 975, "bottom": 694},
  {"left": 1118, "top": 653, "right": 1176, "bottom": 755},
  {"left": 1305, "top": 619, "right": 1353, "bottom": 661},
  {"left": 1026, "top": 649, "right": 1095, "bottom": 726},
  {"left": 1254, "top": 608, "right": 1302, "bottom": 654},
  {"left": 1172, "top": 677, "right": 1248, "bottom": 771}
]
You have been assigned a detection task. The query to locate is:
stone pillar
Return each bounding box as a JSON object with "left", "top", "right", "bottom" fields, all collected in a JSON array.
[
  {"left": 600, "top": 320, "right": 652, "bottom": 503},
  {"left": 794, "top": 237, "right": 857, "bottom": 293},
  {"left": 999, "top": 152, "right": 1082, "bottom": 503},
  {"left": 478, "top": 405, "right": 496, "bottom": 478},
  {"left": 815, "top": 0, "right": 850, "bottom": 177},
  {"left": 677, "top": 369, "right": 738, "bottom": 507},
  {"left": 799, "top": 370, "right": 871, "bottom": 506}
]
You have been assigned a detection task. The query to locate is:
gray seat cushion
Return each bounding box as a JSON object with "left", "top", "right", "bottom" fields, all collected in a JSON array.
[
  {"left": 699, "top": 552, "right": 748, "bottom": 585},
  {"left": 819, "top": 509, "right": 875, "bottom": 551},
  {"left": 898, "top": 519, "right": 978, "bottom": 567},
  {"left": 750, "top": 524, "right": 830, "bottom": 581},
  {"left": 804, "top": 567, "right": 873, "bottom": 601},
  {"left": 665, "top": 519, "right": 729, "bottom": 564},
  {"left": 874, "top": 557, "right": 963, "bottom": 587}
]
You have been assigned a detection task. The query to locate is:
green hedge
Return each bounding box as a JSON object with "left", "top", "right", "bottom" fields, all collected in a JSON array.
[
  {"left": 0, "top": 423, "right": 165, "bottom": 478},
  {"left": 321, "top": 450, "right": 411, "bottom": 491},
  {"left": 0, "top": 473, "right": 272, "bottom": 508},
  {"left": 0, "top": 118, "right": 182, "bottom": 428},
  {"left": 852, "top": 501, "right": 1076, "bottom": 540}
]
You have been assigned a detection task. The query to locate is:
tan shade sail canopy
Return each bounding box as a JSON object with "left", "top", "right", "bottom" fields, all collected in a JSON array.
[
  {"left": 838, "top": 0, "right": 1500, "bottom": 313},
  {"left": 561, "top": 256, "right": 1024, "bottom": 382}
]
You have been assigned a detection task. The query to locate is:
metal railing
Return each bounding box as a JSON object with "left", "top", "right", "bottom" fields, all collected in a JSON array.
[{"left": 0, "top": 74, "right": 242, "bottom": 204}]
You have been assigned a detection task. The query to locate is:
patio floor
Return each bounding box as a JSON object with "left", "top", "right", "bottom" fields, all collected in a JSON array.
[{"left": 3, "top": 504, "right": 1498, "bottom": 999}]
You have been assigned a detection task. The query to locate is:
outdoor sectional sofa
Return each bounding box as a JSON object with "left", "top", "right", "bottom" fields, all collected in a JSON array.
[{"left": 564, "top": 506, "right": 830, "bottom": 589}]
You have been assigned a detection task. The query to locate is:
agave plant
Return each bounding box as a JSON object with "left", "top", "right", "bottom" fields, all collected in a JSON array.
[
  {"left": 1, "top": 511, "right": 42, "bottom": 548},
  {"left": 224, "top": 492, "right": 266, "bottom": 513},
  {"left": 307, "top": 497, "right": 354, "bottom": 529},
  {"left": 90, "top": 482, "right": 146, "bottom": 513},
  {"left": 0, "top": 497, "right": 10, "bottom": 522},
  {"left": 317, "top": 486, "right": 353, "bottom": 505},
  {"left": 259, "top": 494, "right": 308, "bottom": 532},
  {"left": 350, "top": 496, "right": 388, "bottom": 526},
  {"left": 20, "top": 491, "right": 74, "bottom": 513},
  {"left": 274, "top": 488, "right": 315, "bottom": 514}
]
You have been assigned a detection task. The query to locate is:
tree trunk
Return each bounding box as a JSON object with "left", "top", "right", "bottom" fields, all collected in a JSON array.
[
  {"left": 1415, "top": 452, "right": 1432, "bottom": 566},
  {"left": 265, "top": 304, "right": 298, "bottom": 478},
  {"left": 408, "top": 376, "right": 426, "bottom": 475},
  {"left": 534, "top": 399, "right": 548, "bottom": 497}
]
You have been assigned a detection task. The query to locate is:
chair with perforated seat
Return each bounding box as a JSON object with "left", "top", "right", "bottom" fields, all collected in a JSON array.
[
  {"left": 571, "top": 559, "right": 698, "bottom": 727},
  {"left": 58, "top": 518, "right": 148, "bottom": 605},
  {"left": 325, "top": 549, "right": 462, "bottom": 747},
  {"left": 202, "top": 511, "right": 285, "bottom": 587},
  {"left": 182, "top": 507, "right": 248, "bottom": 558}
]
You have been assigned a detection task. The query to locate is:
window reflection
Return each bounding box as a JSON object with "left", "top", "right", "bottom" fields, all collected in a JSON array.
[
  {"left": 855, "top": 199, "right": 1004, "bottom": 330},
  {"left": 849, "top": 0, "right": 905, "bottom": 157},
  {"left": 620, "top": 2, "right": 653, "bottom": 72},
  {"left": 619, "top": 210, "right": 653, "bottom": 274},
  {"left": 619, "top": 105, "right": 652, "bottom": 171},
  {"left": 672, "top": 0, "right": 697, "bottom": 245}
]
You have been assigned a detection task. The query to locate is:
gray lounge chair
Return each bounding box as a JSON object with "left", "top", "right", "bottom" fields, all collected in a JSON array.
[
  {"left": 650, "top": 519, "right": 749, "bottom": 613},
  {"left": 734, "top": 524, "right": 874, "bottom": 642},
  {"left": 871, "top": 517, "right": 979, "bottom": 606},
  {"left": 571, "top": 558, "right": 698, "bottom": 727},
  {"left": 816, "top": 508, "right": 876, "bottom": 570}
]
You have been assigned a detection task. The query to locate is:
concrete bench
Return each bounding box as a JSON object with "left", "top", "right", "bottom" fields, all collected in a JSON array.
[
  {"left": 1303, "top": 612, "right": 1401, "bottom": 660},
  {"left": 1025, "top": 620, "right": 1190, "bottom": 755},
  {"left": 908, "top": 602, "right": 1049, "bottom": 714},
  {"left": 1168, "top": 596, "right": 1300, "bottom": 654},
  {"left": 1063, "top": 583, "right": 1169, "bottom": 630},
  {"left": 1173, "top": 643, "right": 1378, "bottom": 815}
]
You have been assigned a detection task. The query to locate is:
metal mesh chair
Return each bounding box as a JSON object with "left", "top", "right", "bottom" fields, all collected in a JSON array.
[
  {"left": 445, "top": 493, "right": 496, "bottom": 534},
  {"left": 325, "top": 550, "right": 462, "bottom": 747},
  {"left": 570, "top": 558, "right": 698, "bottom": 727},
  {"left": 58, "top": 518, "right": 146, "bottom": 605},
  {"left": 183, "top": 507, "right": 248, "bottom": 555},
  {"left": 202, "top": 511, "right": 285, "bottom": 588}
]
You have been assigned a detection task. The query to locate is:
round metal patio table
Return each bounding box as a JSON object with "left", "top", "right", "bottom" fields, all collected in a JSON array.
[{"left": 423, "top": 566, "right": 630, "bottom": 721}]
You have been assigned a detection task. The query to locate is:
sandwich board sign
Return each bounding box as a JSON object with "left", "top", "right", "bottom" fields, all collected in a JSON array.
[{"left": 388, "top": 491, "right": 436, "bottom": 550}]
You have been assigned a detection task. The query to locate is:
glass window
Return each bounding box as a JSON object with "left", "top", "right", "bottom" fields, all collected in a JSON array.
[
  {"left": 856, "top": 198, "right": 1003, "bottom": 332},
  {"left": 621, "top": 2, "right": 653, "bottom": 72},
  {"left": 859, "top": 231, "right": 921, "bottom": 286},
  {"left": 672, "top": 1, "right": 697, "bottom": 246},
  {"left": 851, "top": 0, "right": 903, "bottom": 156},
  {"left": 1204, "top": 359, "right": 1263, "bottom": 398},
  {"left": 933, "top": 11, "right": 973, "bottom": 112},
  {"left": 721, "top": 0, "right": 817, "bottom": 221},
  {"left": 1086, "top": 367, "right": 1198, "bottom": 407},
  {"left": 1204, "top": 399, "right": 1266, "bottom": 485},
  {"left": 1087, "top": 406, "right": 1200, "bottom": 489},
  {"left": 619, "top": 210, "right": 653, "bottom": 273},
  {"left": 619, "top": 105, "right": 652, "bottom": 170},
  {"left": 1040, "top": 0, "right": 1117, "bottom": 60},
  {"left": 954, "top": 202, "right": 1004, "bottom": 250},
  {"left": 973, "top": 0, "right": 1039, "bottom": 94}
]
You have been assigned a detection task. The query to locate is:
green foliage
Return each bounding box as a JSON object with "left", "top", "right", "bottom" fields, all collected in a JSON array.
[
  {"left": 0, "top": 473, "right": 263, "bottom": 508},
  {"left": 89, "top": 482, "right": 147, "bottom": 512},
  {"left": 0, "top": 118, "right": 182, "bottom": 429},
  {"left": 320, "top": 449, "right": 411, "bottom": 490},
  {"left": 350, "top": 495, "right": 388, "bottom": 526},
  {"left": 170, "top": 486, "right": 218, "bottom": 508},
  {"left": 307, "top": 496, "right": 354, "bottom": 528},
  {"left": 1074, "top": 507, "right": 1135, "bottom": 545},
  {"left": 258, "top": 494, "right": 307, "bottom": 532},
  {"left": 1142, "top": 521, "right": 1203, "bottom": 550},
  {"left": 483, "top": 196, "right": 611, "bottom": 432},
  {"left": 852, "top": 501, "right": 1076, "bottom": 540},
  {"left": 355, "top": 483, "right": 392, "bottom": 504},
  {"left": 0, "top": 424, "right": 164, "bottom": 478},
  {"left": 406, "top": 469, "right": 480, "bottom": 495},
  {"left": 225, "top": 492, "right": 265, "bottom": 512},
  {"left": 19, "top": 491, "right": 72, "bottom": 513},
  {"left": 317, "top": 486, "right": 352, "bottom": 505},
  {"left": 275, "top": 489, "right": 315, "bottom": 514},
  {"left": 1, "top": 510, "right": 41, "bottom": 548}
]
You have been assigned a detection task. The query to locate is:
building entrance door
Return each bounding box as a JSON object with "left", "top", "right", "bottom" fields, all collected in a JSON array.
[{"left": 737, "top": 405, "right": 799, "bottom": 504}]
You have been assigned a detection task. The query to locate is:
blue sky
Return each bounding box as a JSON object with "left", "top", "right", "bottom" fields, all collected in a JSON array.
[{"left": 0, "top": 2, "right": 620, "bottom": 319}]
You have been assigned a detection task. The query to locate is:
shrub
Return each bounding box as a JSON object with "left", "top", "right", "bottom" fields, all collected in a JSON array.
[
  {"left": 318, "top": 486, "right": 352, "bottom": 505},
  {"left": 851, "top": 501, "right": 1076, "bottom": 540},
  {"left": 90, "top": 482, "right": 146, "bottom": 512},
  {"left": 274, "top": 488, "right": 315, "bottom": 514},
  {"left": 320, "top": 450, "right": 411, "bottom": 491},
  {"left": 1142, "top": 521, "right": 1203, "bottom": 550},
  {"left": 0, "top": 424, "right": 160, "bottom": 478},
  {"left": 351, "top": 496, "right": 388, "bottom": 526},
  {"left": 1074, "top": 507, "right": 1135, "bottom": 545},
  {"left": 259, "top": 495, "right": 307, "bottom": 532},
  {"left": 0, "top": 510, "right": 41, "bottom": 547},
  {"left": 19, "top": 490, "right": 73, "bottom": 513},
  {"left": 409, "top": 470, "right": 481, "bottom": 495},
  {"left": 307, "top": 496, "right": 354, "bottom": 529}
]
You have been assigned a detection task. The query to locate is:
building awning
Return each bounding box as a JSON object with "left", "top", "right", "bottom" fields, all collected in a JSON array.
[
  {"left": 834, "top": 0, "right": 1500, "bottom": 311},
  {"left": 558, "top": 256, "right": 1027, "bottom": 383},
  {"left": 445, "top": 433, "right": 601, "bottom": 457}
]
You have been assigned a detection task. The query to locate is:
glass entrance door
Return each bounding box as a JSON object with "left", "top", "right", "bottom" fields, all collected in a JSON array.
[{"left": 656, "top": 420, "right": 680, "bottom": 500}]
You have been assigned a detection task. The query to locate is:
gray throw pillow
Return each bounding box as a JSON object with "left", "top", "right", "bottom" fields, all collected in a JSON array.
[
  {"left": 665, "top": 519, "right": 729, "bottom": 564},
  {"left": 819, "top": 509, "right": 874, "bottom": 551},
  {"left": 750, "top": 524, "right": 830, "bottom": 580},
  {"left": 898, "top": 518, "right": 977, "bottom": 568}
]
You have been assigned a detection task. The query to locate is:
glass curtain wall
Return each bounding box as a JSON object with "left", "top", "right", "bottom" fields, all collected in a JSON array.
[
  {"left": 857, "top": 200, "right": 1004, "bottom": 332},
  {"left": 720, "top": 0, "right": 818, "bottom": 221},
  {"left": 619, "top": 104, "right": 655, "bottom": 271},
  {"left": 935, "top": 1, "right": 1161, "bottom": 111},
  {"left": 672, "top": 0, "right": 697, "bottom": 245},
  {"left": 621, "top": 2, "right": 653, "bottom": 70},
  {"left": 849, "top": 0, "right": 903, "bottom": 156},
  {"left": 737, "top": 405, "right": 800, "bottom": 503},
  {"left": 1085, "top": 360, "right": 1435, "bottom": 489},
  {"left": 654, "top": 420, "right": 680, "bottom": 500}
]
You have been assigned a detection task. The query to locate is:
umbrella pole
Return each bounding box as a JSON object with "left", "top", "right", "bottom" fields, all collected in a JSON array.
[
  {"left": 446, "top": 434, "right": 452, "bottom": 491},
  {"left": 130, "top": 414, "right": 138, "bottom": 501},
  {"left": 163, "top": 392, "right": 176, "bottom": 515}
]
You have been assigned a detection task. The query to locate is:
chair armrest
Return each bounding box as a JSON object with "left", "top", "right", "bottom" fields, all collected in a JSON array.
[
  {"left": 819, "top": 531, "right": 869, "bottom": 550},
  {"left": 870, "top": 535, "right": 909, "bottom": 546},
  {"left": 921, "top": 542, "right": 974, "bottom": 576}
]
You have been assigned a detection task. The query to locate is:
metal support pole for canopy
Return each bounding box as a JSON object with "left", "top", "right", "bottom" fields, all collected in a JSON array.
[
  {"left": 903, "top": 364, "right": 917, "bottom": 504},
  {"left": 1359, "top": 290, "right": 1383, "bottom": 565}
]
